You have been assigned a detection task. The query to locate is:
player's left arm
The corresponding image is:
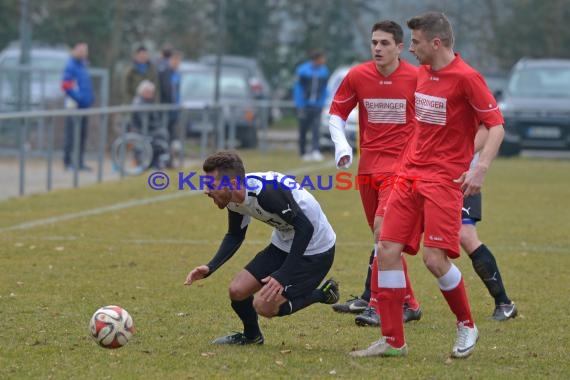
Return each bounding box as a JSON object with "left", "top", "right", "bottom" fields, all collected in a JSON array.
[
  {"left": 184, "top": 210, "right": 247, "bottom": 286},
  {"left": 474, "top": 123, "right": 489, "bottom": 152},
  {"left": 456, "top": 73, "right": 505, "bottom": 196},
  {"left": 256, "top": 188, "right": 314, "bottom": 301},
  {"left": 464, "top": 124, "right": 504, "bottom": 193}
]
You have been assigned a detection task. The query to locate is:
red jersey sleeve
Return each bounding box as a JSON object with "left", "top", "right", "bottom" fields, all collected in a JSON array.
[
  {"left": 329, "top": 73, "right": 358, "bottom": 121},
  {"left": 463, "top": 72, "right": 504, "bottom": 128}
]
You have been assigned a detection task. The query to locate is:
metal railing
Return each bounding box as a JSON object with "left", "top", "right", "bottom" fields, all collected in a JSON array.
[{"left": 0, "top": 99, "right": 296, "bottom": 197}]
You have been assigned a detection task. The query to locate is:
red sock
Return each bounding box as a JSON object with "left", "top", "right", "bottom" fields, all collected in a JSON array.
[
  {"left": 377, "top": 287, "right": 406, "bottom": 348},
  {"left": 369, "top": 257, "right": 379, "bottom": 310},
  {"left": 402, "top": 256, "right": 420, "bottom": 310},
  {"left": 440, "top": 278, "right": 475, "bottom": 327}
]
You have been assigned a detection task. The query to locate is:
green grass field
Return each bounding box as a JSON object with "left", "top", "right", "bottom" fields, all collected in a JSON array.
[{"left": 1, "top": 150, "right": 569, "bottom": 379}]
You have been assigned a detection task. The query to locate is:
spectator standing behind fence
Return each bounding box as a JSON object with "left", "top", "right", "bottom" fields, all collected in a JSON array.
[
  {"left": 158, "top": 50, "right": 182, "bottom": 165},
  {"left": 156, "top": 43, "right": 173, "bottom": 73},
  {"left": 123, "top": 45, "right": 158, "bottom": 104},
  {"left": 293, "top": 50, "right": 329, "bottom": 162},
  {"left": 61, "top": 42, "right": 94, "bottom": 171}
]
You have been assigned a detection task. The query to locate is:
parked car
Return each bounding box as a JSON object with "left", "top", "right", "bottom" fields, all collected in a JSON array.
[
  {"left": 483, "top": 72, "right": 508, "bottom": 97},
  {"left": 319, "top": 65, "right": 358, "bottom": 150},
  {"left": 0, "top": 42, "right": 69, "bottom": 111},
  {"left": 198, "top": 54, "right": 271, "bottom": 100},
  {"left": 180, "top": 61, "right": 259, "bottom": 148},
  {"left": 497, "top": 58, "right": 570, "bottom": 156}
]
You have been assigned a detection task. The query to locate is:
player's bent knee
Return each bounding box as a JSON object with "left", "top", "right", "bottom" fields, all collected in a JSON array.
[
  {"left": 377, "top": 242, "right": 401, "bottom": 266},
  {"left": 422, "top": 251, "right": 448, "bottom": 275},
  {"left": 252, "top": 297, "right": 278, "bottom": 318},
  {"left": 228, "top": 283, "right": 251, "bottom": 301}
]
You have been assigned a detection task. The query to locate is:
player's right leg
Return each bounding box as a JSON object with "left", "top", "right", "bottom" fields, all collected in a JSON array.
[
  {"left": 422, "top": 183, "right": 478, "bottom": 358},
  {"left": 353, "top": 180, "right": 422, "bottom": 327},
  {"left": 212, "top": 269, "right": 265, "bottom": 345},
  {"left": 351, "top": 182, "right": 420, "bottom": 358},
  {"left": 212, "top": 245, "right": 285, "bottom": 345},
  {"left": 350, "top": 240, "right": 408, "bottom": 358}
]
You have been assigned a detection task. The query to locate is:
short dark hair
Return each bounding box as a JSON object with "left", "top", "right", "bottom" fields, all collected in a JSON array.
[
  {"left": 72, "top": 41, "right": 87, "bottom": 48},
  {"left": 310, "top": 49, "right": 325, "bottom": 61},
  {"left": 371, "top": 20, "right": 404, "bottom": 44},
  {"left": 161, "top": 43, "right": 173, "bottom": 58},
  {"left": 203, "top": 151, "right": 245, "bottom": 179},
  {"left": 170, "top": 50, "right": 183, "bottom": 59},
  {"left": 135, "top": 45, "right": 148, "bottom": 53},
  {"left": 407, "top": 12, "right": 454, "bottom": 48}
]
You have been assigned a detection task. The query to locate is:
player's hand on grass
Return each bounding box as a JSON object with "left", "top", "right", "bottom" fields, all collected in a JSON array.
[
  {"left": 259, "top": 276, "right": 284, "bottom": 302},
  {"left": 184, "top": 265, "right": 209, "bottom": 285}
]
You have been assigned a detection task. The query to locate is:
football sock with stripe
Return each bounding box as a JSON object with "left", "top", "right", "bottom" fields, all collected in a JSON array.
[
  {"left": 377, "top": 270, "right": 407, "bottom": 348},
  {"left": 277, "top": 289, "right": 325, "bottom": 316},
  {"left": 439, "top": 264, "right": 474, "bottom": 327},
  {"left": 469, "top": 244, "right": 511, "bottom": 306}
]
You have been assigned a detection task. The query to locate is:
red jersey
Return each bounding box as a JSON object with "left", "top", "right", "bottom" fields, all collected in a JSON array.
[
  {"left": 329, "top": 60, "right": 417, "bottom": 174},
  {"left": 401, "top": 54, "right": 504, "bottom": 182}
]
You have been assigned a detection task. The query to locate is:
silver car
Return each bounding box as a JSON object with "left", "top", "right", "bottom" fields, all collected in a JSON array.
[
  {"left": 498, "top": 58, "right": 570, "bottom": 156},
  {"left": 180, "top": 61, "right": 259, "bottom": 148},
  {"left": 0, "top": 43, "right": 68, "bottom": 111}
]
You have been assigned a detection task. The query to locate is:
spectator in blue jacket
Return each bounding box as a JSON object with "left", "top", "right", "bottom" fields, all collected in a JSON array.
[
  {"left": 293, "top": 50, "right": 329, "bottom": 162},
  {"left": 61, "top": 42, "right": 94, "bottom": 171}
]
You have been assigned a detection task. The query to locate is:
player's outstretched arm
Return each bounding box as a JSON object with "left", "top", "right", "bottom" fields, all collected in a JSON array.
[{"left": 184, "top": 265, "right": 210, "bottom": 285}]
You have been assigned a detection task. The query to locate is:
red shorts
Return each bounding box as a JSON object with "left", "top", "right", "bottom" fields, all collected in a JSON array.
[
  {"left": 358, "top": 172, "right": 396, "bottom": 228},
  {"left": 380, "top": 178, "right": 463, "bottom": 258}
]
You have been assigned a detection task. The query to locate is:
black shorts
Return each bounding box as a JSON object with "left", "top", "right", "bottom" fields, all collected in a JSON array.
[
  {"left": 462, "top": 193, "right": 482, "bottom": 223},
  {"left": 245, "top": 244, "right": 335, "bottom": 300}
]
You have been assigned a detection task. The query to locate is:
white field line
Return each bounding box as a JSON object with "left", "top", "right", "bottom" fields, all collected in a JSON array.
[
  {"left": 15, "top": 235, "right": 570, "bottom": 254},
  {"left": 0, "top": 162, "right": 335, "bottom": 234}
]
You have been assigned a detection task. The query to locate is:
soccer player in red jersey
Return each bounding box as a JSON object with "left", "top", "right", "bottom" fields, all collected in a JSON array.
[
  {"left": 328, "top": 20, "right": 422, "bottom": 327},
  {"left": 350, "top": 12, "right": 505, "bottom": 359}
]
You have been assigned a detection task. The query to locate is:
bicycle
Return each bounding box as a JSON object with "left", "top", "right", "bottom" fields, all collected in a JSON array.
[{"left": 111, "top": 129, "right": 171, "bottom": 176}]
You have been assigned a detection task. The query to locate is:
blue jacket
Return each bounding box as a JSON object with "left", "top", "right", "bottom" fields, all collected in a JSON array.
[
  {"left": 293, "top": 60, "right": 329, "bottom": 108},
  {"left": 61, "top": 57, "right": 94, "bottom": 108}
]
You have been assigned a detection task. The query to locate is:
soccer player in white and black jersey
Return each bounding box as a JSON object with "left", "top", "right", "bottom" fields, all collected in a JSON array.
[{"left": 184, "top": 151, "right": 339, "bottom": 345}]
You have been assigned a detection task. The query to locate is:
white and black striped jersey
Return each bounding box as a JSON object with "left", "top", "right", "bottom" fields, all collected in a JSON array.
[{"left": 206, "top": 171, "right": 336, "bottom": 276}]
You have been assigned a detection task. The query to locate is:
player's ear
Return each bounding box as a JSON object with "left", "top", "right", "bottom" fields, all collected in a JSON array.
[{"left": 432, "top": 37, "right": 441, "bottom": 49}]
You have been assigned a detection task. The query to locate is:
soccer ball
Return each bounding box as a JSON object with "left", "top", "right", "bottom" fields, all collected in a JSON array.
[{"left": 89, "top": 305, "right": 135, "bottom": 349}]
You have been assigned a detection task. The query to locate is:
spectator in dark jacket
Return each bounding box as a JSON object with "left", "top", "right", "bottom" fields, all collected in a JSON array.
[
  {"left": 123, "top": 45, "right": 158, "bottom": 104},
  {"left": 61, "top": 42, "right": 94, "bottom": 171},
  {"left": 158, "top": 50, "right": 182, "bottom": 156},
  {"left": 156, "top": 43, "right": 173, "bottom": 73}
]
